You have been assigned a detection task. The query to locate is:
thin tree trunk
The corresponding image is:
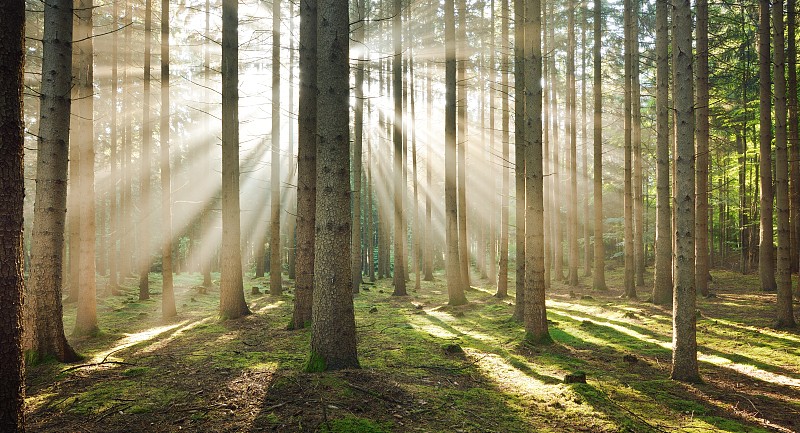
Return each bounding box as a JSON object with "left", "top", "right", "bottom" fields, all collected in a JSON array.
[
  {"left": 759, "top": 0, "right": 777, "bottom": 292},
  {"left": 581, "top": 2, "right": 591, "bottom": 278},
  {"left": 392, "top": 0, "right": 407, "bottom": 296},
  {"left": 73, "top": 0, "right": 99, "bottom": 336},
  {"left": 671, "top": 0, "right": 699, "bottom": 383},
  {"left": 696, "top": 0, "right": 710, "bottom": 297},
  {"left": 290, "top": 0, "right": 317, "bottom": 330},
  {"left": 632, "top": 0, "right": 644, "bottom": 289},
  {"left": 202, "top": 0, "right": 213, "bottom": 288},
  {"left": 653, "top": 0, "right": 671, "bottom": 305},
  {"left": 567, "top": 0, "right": 579, "bottom": 287},
  {"left": 270, "top": 0, "right": 283, "bottom": 296},
  {"left": 497, "top": 0, "right": 510, "bottom": 297},
  {"left": 108, "top": 0, "right": 119, "bottom": 293},
  {"left": 457, "top": 0, "right": 470, "bottom": 288},
  {"left": 140, "top": 0, "right": 153, "bottom": 300},
  {"left": 592, "top": 0, "right": 606, "bottom": 291},
  {"left": 488, "top": 0, "right": 498, "bottom": 287},
  {"left": 160, "top": 0, "right": 176, "bottom": 318},
  {"left": 352, "top": 0, "right": 366, "bottom": 293},
  {"left": 445, "top": 0, "right": 467, "bottom": 306},
  {"left": 622, "top": 0, "right": 635, "bottom": 298},
  {"left": 549, "top": 8, "right": 562, "bottom": 283},
  {"left": 513, "top": 0, "right": 527, "bottom": 320}
]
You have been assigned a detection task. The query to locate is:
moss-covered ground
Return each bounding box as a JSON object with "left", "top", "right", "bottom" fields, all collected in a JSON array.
[{"left": 25, "top": 265, "right": 800, "bottom": 432}]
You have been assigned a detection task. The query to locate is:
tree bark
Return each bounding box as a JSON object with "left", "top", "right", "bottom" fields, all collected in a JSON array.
[
  {"left": 524, "top": 0, "right": 549, "bottom": 343},
  {"left": 632, "top": 0, "right": 644, "bottom": 289},
  {"left": 567, "top": 0, "right": 579, "bottom": 287},
  {"left": 310, "top": 0, "right": 360, "bottom": 370},
  {"left": 789, "top": 0, "right": 800, "bottom": 277},
  {"left": 160, "top": 0, "right": 176, "bottom": 319},
  {"left": 0, "top": 4, "right": 27, "bottom": 428},
  {"left": 695, "top": 0, "right": 710, "bottom": 298},
  {"left": 671, "top": 0, "right": 700, "bottom": 383},
  {"left": 290, "top": 0, "right": 317, "bottom": 330},
  {"left": 759, "top": 0, "right": 777, "bottom": 292},
  {"left": 445, "top": 0, "right": 467, "bottom": 306},
  {"left": 622, "top": 0, "right": 636, "bottom": 299},
  {"left": 392, "top": 0, "right": 407, "bottom": 296},
  {"left": 773, "top": 0, "right": 796, "bottom": 328},
  {"left": 270, "top": 0, "right": 283, "bottom": 296},
  {"left": 28, "top": 0, "right": 79, "bottom": 362},
  {"left": 220, "top": 0, "right": 251, "bottom": 320},
  {"left": 73, "top": 0, "right": 99, "bottom": 336},
  {"left": 513, "top": 0, "right": 527, "bottom": 320},
  {"left": 592, "top": 0, "right": 606, "bottom": 290},
  {"left": 457, "top": 0, "right": 470, "bottom": 288},
  {"left": 497, "top": 0, "right": 510, "bottom": 297},
  {"left": 140, "top": 0, "right": 153, "bottom": 300},
  {"left": 352, "top": 0, "right": 366, "bottom": 293},
  {"left": 653, "top": 0, "right": 672, "bottom": 305}
]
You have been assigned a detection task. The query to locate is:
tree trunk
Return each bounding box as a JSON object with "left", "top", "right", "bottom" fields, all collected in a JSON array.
[
  {"left": 549, "top": 10, "right": 562, "bottom": 283},
  {"left": 513, "top": 0, "right": 526, "bottom": 320},
  {"left": 29, "top": 0, "right": 80, "bottom": 361},
  {"left": 622, "top": 0, "right": 635, "bottom": 299},
  {"left": 392, "top": 0, "right": 407, "bottom": 296},
  {"left": 759, "top": 0, "right": 777, "bottom": 292},
  {"left": 270, "top": 0, "right": 283, "bottom": 296},
  {"left": 457, "top": 0, "right": 470, "bottom": 288},
  {"left": 310, "top": 0, "right": 360, "bottom": 370},
  {"left": 592, "top": 0, "right": 606, "bottom": 291},
  {"left": 524, "top": 0, "right": 549, "bottom": 343},
  {"left": 788, "top": 0, "right": 800, "bottom": 276},
  {"left": 497, "top": 0, "right": 510, "bottom": 297},
  {"left": 581, "top": 2, "right": 591, "bottom": 278},
  {"left": 140, "top": 0, "right": 153, "bottom": 300},
  {"left": 220, "top": 0, "right": 251, "bottom": 320},
  {"left": 653, "top": 0, "right": 672, "bottom": 305},
  {"left": 73, "top": 0, "right": 99, "bottom": 337},
  {"left": 202, "top": 0, "right": 213, "bottom": 288},
  {"left": 352, "top": 0, "right": 366, "bottom": 293},
  {"left": 488, "top": 0, "right": 498, "bottom": 288},
  {"left": 695, "top": 0, "right": 710, "bottom": 298},
  {"left": 632, "top": 0, "right": 644, "bottom": 289},
  {"left": 671, "top": 0, "right": 700, "bottom": 383},
  {"left": 0, "top": 3, "right": 26, "bottom": 426},
  {"left": 773, "top": 0, "right": 796, "bottom": 328},
  {"left": 290, "top": 0, "right": 317, "bottom": 330},
  {"left": 108, "top": 0, "right": 119, "bottom": 293},
  {"left": 160, "top": 0, "right": 176, "bottom": 319},
  {"left": 567, "top": 0, "right": 579, "bottom": 287},
  {"left": 445, "top": 0, "right": 467, "bottom": 306}
]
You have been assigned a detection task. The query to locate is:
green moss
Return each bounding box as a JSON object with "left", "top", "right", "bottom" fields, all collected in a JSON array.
[
  {"left": 305, "top": 351, "right": 327, "bottom": 372},
  {"left": 524, "top": 331, "right": 554, "bottom": 346},
  {"left": 121, "top": 366, "right": 152, "bottom": 377}
]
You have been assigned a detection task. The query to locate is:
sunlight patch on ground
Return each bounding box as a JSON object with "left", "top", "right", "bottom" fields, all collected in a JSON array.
[
  {"left": 423, "top": 309, "right": 497, "bottom": 342},
  {"left": 549, "top": 302, "right": 800, "bottom": 389},
  {"left": 463, "top": 347, "right": 561, "bottom": 400},
  {"left": 95, "top": 322, "right": 188, "bottom": 362},
  {"left": 253, "top": 299, "right": 285, "bottom": 314},
  {"left": 24, "top": 392, "right": 55, "bottom": 413},
  {"left": 135, "top": 317, "right": 215, "bottom": 355},
  {"left": 710, "top": 317, "right": 800, "bottom": 345},
  {"left": 408, "top": 320, "right": 459, "bottom": 339}
]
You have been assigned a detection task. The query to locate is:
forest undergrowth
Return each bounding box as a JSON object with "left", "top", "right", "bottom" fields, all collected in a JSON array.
[{"left": 24, "top": 265, "right": 800, "bottom": 432}]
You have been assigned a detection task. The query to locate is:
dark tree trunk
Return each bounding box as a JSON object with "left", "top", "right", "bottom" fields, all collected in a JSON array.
[
  {"left": 0, "top": 3, "right": 27, "bottom": 428},
  {"left": 513, "top": 0, "right": 526, "bottom": 320},
  {"left": 592, "top": 0, "right": 606, "bottom": 290},
  {"left": 759, "top": 0, "right": 777, "bottom": 292},
  {"left": 140, "top": 0, "right": 153, "bottom": 300}
]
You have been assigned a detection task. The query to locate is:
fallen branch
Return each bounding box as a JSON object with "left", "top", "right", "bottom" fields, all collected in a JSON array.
[{"left": 60, "top": 360, "right": 136, "bottom": 374}]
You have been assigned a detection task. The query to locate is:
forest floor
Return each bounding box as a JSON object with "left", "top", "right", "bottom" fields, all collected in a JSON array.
[{"left": 24, "top": 264, "right": 800, "bottom": 433}]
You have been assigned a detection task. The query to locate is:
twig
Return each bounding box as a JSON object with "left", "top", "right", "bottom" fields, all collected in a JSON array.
[{"left": 60, "top": 360, "right": 135, "bottom": 374}]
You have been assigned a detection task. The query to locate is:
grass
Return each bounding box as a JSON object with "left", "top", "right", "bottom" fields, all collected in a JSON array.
[{"left": 24, "top": 267, "right": 800, "bottom": 432}]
